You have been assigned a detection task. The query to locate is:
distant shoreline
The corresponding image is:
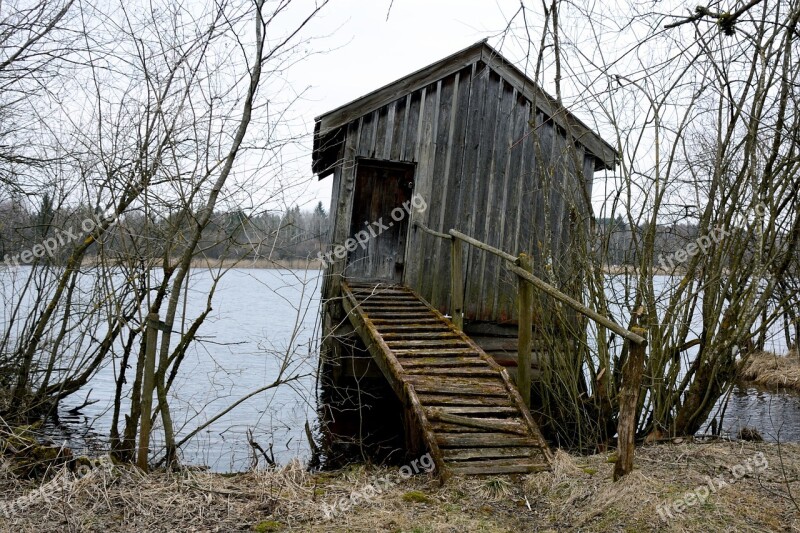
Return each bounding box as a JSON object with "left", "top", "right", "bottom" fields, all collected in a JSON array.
[
  {"left": 187, "top": 258, "right": 323, "bottom": 270},
  {"left": 739, "top": 351, "right": 800, "bottom": 392},
  {"left": 76, "top": 257, "right": 324, "bottom": 270}
]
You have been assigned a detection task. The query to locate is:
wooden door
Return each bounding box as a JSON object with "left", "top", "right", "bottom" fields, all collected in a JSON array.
[{"left": 346, "top": 161, "right": 415, "bottom": 282}]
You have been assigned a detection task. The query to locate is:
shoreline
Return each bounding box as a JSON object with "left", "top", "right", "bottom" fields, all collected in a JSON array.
[
  {"left": 739, "top": 351, "right": 800, "bottom": 392},
  {"left": 1, "top": 441, "right": 797, "bottom": 531},
  {"left": 0, "top": 258, "right": 325, "bottom": 271}
]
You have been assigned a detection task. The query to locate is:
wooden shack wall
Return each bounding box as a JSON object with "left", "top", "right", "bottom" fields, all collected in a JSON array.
[{"left": 324, "top": 60, "right": 597, "bottom": 323}]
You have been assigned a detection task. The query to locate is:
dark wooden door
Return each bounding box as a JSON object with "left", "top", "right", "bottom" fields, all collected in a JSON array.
[{"left": 346, "top": 161, "right": 415, "bottom": 282}]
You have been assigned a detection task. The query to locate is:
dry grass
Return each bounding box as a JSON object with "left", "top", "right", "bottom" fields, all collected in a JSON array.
[
  {"left": 1, "top": 442, "right": 799, "bottom": 532},
  {"left": 739, "top": 351, "right": 800, "bottom": 392}
]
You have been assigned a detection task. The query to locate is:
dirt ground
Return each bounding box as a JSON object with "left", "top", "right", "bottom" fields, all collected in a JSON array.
[{"left": 1, "top": 440, "right": 798, "bottom": 532}]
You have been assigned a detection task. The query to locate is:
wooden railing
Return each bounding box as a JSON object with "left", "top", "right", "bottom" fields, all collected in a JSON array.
[{"left": 413, "top": 221, "right": 648, "bottom": 479}]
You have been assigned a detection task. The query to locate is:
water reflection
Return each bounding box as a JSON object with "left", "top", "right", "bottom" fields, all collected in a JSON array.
[{"left": 712, "top": 383, "right": 800, "bottom": 442}]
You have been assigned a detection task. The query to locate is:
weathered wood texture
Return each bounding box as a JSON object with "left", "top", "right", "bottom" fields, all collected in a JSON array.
[
  {"left": 614, "top": 325, "right": 648, "bottom": 481},
  {"left": 317, "top": 56, "right": 600, "bottom": 324},
  {"left": 341, "top": 280, "right": 552, "bottom": 477}
]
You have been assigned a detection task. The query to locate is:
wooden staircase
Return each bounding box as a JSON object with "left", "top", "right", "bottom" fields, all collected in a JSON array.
[{"left": 341, "top": 280, "right": 552, "bottom": 477}]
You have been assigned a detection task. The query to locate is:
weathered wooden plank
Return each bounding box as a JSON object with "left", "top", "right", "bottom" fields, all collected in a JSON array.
[
  {"left": 439, "top": 65, "right": 474, "bottom": 316},
  {"left": 385, "top": 339, "right": 467, "bottom": 348},
  {"left": 327, "top": 121, "right": 361, "bottom": 299},
  {"left": 403, "top": 89, "right": 423, "bottom": 162},
  {"left": 432, "top": 422, "right": 489, "bottom": 434},
  {"left": 403, "top": 367, "right": 497, "bottom": 377},
  {"left": 405, "top": 382, "right": 450, "bottom": 480},
  {"left": 357, "top": 111, "right": 376, "bottom": 158},
  {"left": 375, "top": 324, "right": 452, "bottom": 332},
  {"left": 449, "top": 462, "right": 548, "bottom": 475},
  {"left": 347, "top": 282, "right": 405, "bottom": 288},
  {"left": 431, "top": 406, "right": 519, "bottom": 417},
  {"left": 482, "top": 82, "right": 517, "bottom": 319},
  {"left": 517, "top": 253, "right": 533, "bottom": 408},
  {"left": 464, "top": 66, "right": 498, "bottom": 321},
  {"left": 549, "top": 125, "right": 567, "bottom": 262},
  {"left": 500, "top": 93, "right": 530, "bottom": 321},
  {"left": 407, "top": 374, "right": 504, "bottom": 389},
  {"left": 408, "top": 382, "right": 507, "bottom": 397},
  {"left": 380, "top": 332, "right": 460, "bottom": 340},
  {"left": 442, "top": 446, "right": 541, "bottom": 461},
  {"left": 533, "top": 112, "right": 554, "bottom": 264},
  {"left": 374, "top": 105, "right": 389, "bottom": 160},
  {"left": 427, "top": 409, "right": 528, "bottom": 435},
  {"left": 360, "top": 304, "right": 431, "bottom": 311},
  {"left": 370, "top": 318, "right": 441, "bottom": 324},
  {"left": 398, "top": 357, "right": 487, "bottom": 368},
  {"left": 317, "top": 42, "right": 482, "bottom": 134},
  {"left": 395, "top": 348, "right": 481, "bottom": 357},
  {"left": 383, "top": 102, "right": 398, "bottom": 160},
  {"left": 614, "top": 324, "right": 648, "bottom": 481},
  {"left": 416, "top": 394, "right": 511, "bottom": 407},
  {"left": 366, "top": 312, "right": 434, "bottom": 319},
  {"left": 411, "top": 80, "right": 441, "bottom": 297},
  {"left": 469, "top": 335, "right": 546, "bottom": 351},
  {"left": 389, "top": 97, "right": 406, "bottom": 161},
  {"left": 340, "top": 284, "right": 406, "bottom": 397},
  {"left": 476, "top": 75, "right": 513, "bottom": 321},
  {"left": 436, "top": 433, "right": 534, "bottom": 448},
  {"left": 426, "top": 73, "right": 456, "bottom": 308},
  {"left": 355, "top": 296, "right": 419, "bottom": 303}
]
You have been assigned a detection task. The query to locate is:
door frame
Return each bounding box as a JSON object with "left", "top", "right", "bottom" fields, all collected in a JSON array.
[{"left": 348, "top": 157, "right": 417, "bottom": 283}]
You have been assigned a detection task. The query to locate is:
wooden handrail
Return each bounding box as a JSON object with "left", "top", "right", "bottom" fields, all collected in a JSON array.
[
  {"left": 413, "top": 223, "right": 648, "bottom": 347},
  {"left": 449, "top": 229, "right": 518, "bottom": 263},
  {"left": 413, "top": 221, "right": 452, "bottom": 240},
  {"left": 508, "top": 264, "right": 647, "bottom": 346}
]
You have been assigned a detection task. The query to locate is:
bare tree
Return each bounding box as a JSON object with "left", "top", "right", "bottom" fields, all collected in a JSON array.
[
  {"left": 0, "top": 0, "right": 329, "bottom": 469},
  {"left": 499, "top": 0, "right": 800, "bottom": 448}
]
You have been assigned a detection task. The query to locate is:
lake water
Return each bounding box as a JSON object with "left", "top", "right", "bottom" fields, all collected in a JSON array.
[
  {"left": 3, "top": 268, "right": 799, "bottom": 471},
  {"left": 1, "top": 267, "right": 322, "bottom": 472}
]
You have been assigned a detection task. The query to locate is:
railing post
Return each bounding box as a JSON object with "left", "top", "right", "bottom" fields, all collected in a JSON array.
[
  {"left": 516, "top": 253, "right": 533, "bottom": 408},
  {"left": 450, "top": 236, "right": 464, "bottom": 331},
  {"left": 137, "top": 312, "right": 159, "bottom": 472},
  {"left": 614, "top": 323, "right": 647, "bottom": 481}
]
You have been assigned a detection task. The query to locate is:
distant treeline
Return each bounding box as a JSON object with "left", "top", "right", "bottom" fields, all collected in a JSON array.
[
  {"left": 0, "top": 200, "right": 769, "bottom": 268},
  {"left": 597, "top": 216, "right": 754, "bottom": 267},
  {"left": 0, "top": 197, "right": 330, "bottom": 265}
]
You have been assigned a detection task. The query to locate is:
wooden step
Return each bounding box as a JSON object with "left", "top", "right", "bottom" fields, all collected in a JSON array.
[
  {"left": 416, "top": 394, "right": 512, "bottom": 406},
  {"left": 398, "top": 357, "right": 488, "bottom": 367},
  {"left": 360, "top": 304, "right": 432, "bottom": 312},
  {"left": 385, "top": 339, "right": 467, "bottom": 348},
  {"left": 380, "top": 332, "right": 460, "bottom": 340},
  {"left": 340, "top": 280, "right": 551, "bottom": 478},
  {"left": 358, "top": 298, "right": 428, "bottom": 311},
  {"left": 392, "top": 348, "right": 480, "bottom": 357},
  {"left": 403, "top": 367, "right": 497, "bottom": 376},
  {"left": 407, "top": 375, "right": 506, "bottom": 390},
  {"left": 370, "top": 318, "right": 441, "bottom": 324},
  {"left": 365, "top": 312, "right": 433, "bottom": 318},
  {"left": 436, "top": 433, "right": 535, "bottom": 448},
  {"left": 448, "top": 459, "right": 549, "bottom": 475},
  {"left": 441, "top": 446, "right": 542, "bottom": 461},
  {"left": 428, "top": 406, "right": 520, "bottom": 417},
  {"left": 376, "top": 324, "right": 453, "bottom": 332},
  {"left": 426, "top": 409, "right": 528, "bottom": 435}
]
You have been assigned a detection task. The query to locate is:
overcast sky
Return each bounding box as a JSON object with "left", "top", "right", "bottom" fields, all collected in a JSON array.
[{"left": 286, "top": 0, "right": 538, "bottom": 211}]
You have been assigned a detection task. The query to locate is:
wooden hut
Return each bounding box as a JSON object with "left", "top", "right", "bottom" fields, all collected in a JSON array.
[{"left": 312, "top": 40, "right": 615, "bottom": 475}]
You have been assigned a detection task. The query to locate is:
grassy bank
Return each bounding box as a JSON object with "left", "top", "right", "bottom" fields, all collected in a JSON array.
[
  {"left": 1, "top": 441, "right": 798, "bottom": 532},
  {"left": 739, "top": 351, "right": 800, "bottom": 392}
]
